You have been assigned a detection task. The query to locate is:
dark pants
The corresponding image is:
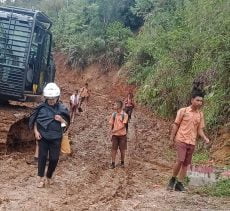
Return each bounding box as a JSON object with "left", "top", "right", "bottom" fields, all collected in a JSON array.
[
  {"left": 124, "top": 106, "right": 133, "bottom": 121},
  {"left": 38, "top": 137, "right": 62, "bottom": 178},
  {"left": 111, "top": 135, "right": 127, "bottom": 163},
  {"left": 111, "top": 135, "right": 127, "bottom": 151},
  {"left": 79, "top": 96, "right": 89, "bottom": 107},
  {"left": 124, "top": 106, "right": 133, "bottom": 131}
]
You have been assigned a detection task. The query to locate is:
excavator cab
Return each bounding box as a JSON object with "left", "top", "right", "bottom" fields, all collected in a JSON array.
[{"left": 0, "top": 6, "right": 55, "bottom": 101}]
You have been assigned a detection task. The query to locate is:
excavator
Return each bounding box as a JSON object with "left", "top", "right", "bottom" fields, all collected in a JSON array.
[{"left": 0, "top": 6, "right": 55, "bottom": 153}]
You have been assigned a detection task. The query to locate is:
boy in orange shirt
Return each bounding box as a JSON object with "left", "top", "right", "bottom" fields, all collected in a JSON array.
[
  {"left": 167, "top": 92, "right": 209, "bottom": 191},
  {"left": 109, "top": 101, "right": 129, "bottom": 169},
  {"left": 79, "top": 83, "right": 90, "bottom": 106}
]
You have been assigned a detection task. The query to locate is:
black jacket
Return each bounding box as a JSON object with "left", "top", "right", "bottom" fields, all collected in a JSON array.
[{"left": 29, "top": 102, "right": 70, "bottom": 139}]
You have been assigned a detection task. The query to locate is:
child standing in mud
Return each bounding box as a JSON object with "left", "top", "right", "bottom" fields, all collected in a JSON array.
[
  {"left": 70, "top": 90, "right": 80, "bottom": 123},
  {"left": 109, "top": 100, "right": 129, "bottom": 169},
  {"left": 79, "top": 83, "right": 90, "bottom": 110},
  {"left": 167, "top": 92, "right": 209, "bottom": 191},
  {"left": 29, "top": 83, "right": 70, "bottom": 188}
]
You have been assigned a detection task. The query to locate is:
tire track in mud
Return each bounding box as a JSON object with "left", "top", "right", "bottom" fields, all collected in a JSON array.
[
  {"left": 57, "top": 96, "right": 140, "bottom": 210},
  {"left": 56, "top": 91, "right": 173, "bottom": 210}
]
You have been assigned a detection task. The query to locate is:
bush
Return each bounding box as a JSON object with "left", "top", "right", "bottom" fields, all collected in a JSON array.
[
  {"left": 126, "top": 0, "right": 230, "bottom": 127},
  {"left": 197, "top": 179, "right": 230, "bottom": 197}
]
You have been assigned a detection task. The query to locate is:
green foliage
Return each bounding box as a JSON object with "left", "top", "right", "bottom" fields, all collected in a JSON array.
[
  {"left": 106, "top": 22, "right": 132, "bottom": 44},
  {"left": 105, "top": 22, "right": 133, "bottom": 65},
  {"left": 2, "top": 0, "right": 140, "bottom": 69},
  {"left": 97, "top": 0, "right": 143, "bottom": 30},
  {"left": 197, "top": 179, "right": 230, "bottom": 197},
  {"left": 192, "top": 151, "right": 209, "bottom": 164},
  {"left": 131, "top": 0, "right": 157, "bottom": 18},
  {"left": 1, "top": 0, "right": 42, "bottom": 8},
  {"left": 51, "top": 0, "right": 137, "bottom": 69},
  {"left": 184, "top": 176, "right": 190, "bottom": 186},
  {"left": 2, "top": 0, "right": 229, "bottom": 128},
  {"left": 126, "top": 0, "right": 230, "bottom": 127},
  {"left": 38, "top": 0, "right": 67, "bottom": 19}
]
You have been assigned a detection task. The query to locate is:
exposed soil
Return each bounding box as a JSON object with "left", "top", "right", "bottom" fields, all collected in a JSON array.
[
  {"left": 0, "top": 102, "right": 35, "bottom": 153},
  {"left": 0, "top": 53, "right": 229, "bottom": 210},
  {"left": 211, "top": 125, "right": 230, "bottom": 165}
]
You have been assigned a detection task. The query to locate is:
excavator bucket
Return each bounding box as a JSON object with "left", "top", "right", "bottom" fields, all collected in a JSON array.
[{"left": 0, "top": 103, "right": 35, "bottom": 154}]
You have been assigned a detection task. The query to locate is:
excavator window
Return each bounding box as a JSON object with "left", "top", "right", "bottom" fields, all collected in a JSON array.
[
  {"left": 25, "top": 26, "right": 52, "bottom": 93},
  {"left": 0, "top": 7, "right": 53, "bottom": 99}
]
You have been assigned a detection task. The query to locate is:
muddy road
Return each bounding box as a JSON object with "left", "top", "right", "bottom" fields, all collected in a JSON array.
[{"left": 0, "top": 54, "right": 229, "bottom": 210}]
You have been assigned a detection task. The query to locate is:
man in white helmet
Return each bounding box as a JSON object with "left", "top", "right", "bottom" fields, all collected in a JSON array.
[{"left": 29, "top": 83, "right": 70, "bottom": 188}]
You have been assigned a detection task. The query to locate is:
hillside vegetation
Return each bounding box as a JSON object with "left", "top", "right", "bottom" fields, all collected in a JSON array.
[
  {"left": 2, "top": 0, "right": 229, "bottom": 128},
  {"left": 126, "top": 0, "right": 229, "bottom": 128}
]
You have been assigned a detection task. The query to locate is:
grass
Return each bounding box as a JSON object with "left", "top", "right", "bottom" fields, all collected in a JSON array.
[
  {"left": 184, "top": 176, "right": 190, "bottom": 186},
  {"left": 164, "top": 147, "right": 176, "bottom": 162},
  {"left": 195, "top": 179, "right": 230, "bottom": 197},
  {"left": 192, "top": 150, "right": 210, "bottom": 164}
]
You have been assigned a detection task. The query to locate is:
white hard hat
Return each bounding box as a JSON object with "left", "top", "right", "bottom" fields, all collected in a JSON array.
[{"left": 43, "top": 83, "right": 60, "bottom": 99}]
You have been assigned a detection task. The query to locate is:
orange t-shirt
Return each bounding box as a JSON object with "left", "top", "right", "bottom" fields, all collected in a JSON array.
[
  {"left": 175, "top": 106, "right": 205, "bottom": 145},
  {"left": 80, "top": 87, "right": 90, "bottom": 98},
  {"left": 109, "top": 111, "right": 128, "bottom": 136}
]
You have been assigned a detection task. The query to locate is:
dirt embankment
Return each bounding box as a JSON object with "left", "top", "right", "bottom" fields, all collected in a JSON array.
[
  {"left": 0, "top": 53, "right": 229, "bottom": 210},
  {"left": 211, "top": 125, "right": 230, "bottom": 165},
  {"left": 0, "top": 102, "right": 35, "bottom": 154}
]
